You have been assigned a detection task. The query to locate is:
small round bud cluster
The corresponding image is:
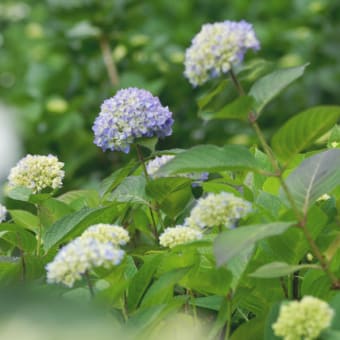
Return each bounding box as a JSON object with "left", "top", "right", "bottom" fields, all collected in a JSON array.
[
  {"left": 8, "top": 154, "right": 64, "bottom": 194},
  {"left": 159, "top": 225, "right": 203, "bottom": 248},
  {"left": 185, "top": 192, "right": 251, "bottom": 229},
  {"left": 46, "top": 224, "right": 129, "bottom": 287},
  {"left": 184, "top": 20, "right": 260, "bottom": 86},
  {"left": 146, "top": 155, "right": 208, "bottom": 181},
  {"left": 272, "top": 296, "right": 334, "bottom": 340},
  {"left": 81, "top": 224, "right": 130, "bottom": 246},
  {"left": 0, "top": 204, "right": 7, "bottom": 223},
  {"left": 93, "top": 88, "right": 174, "bottom": 153}
]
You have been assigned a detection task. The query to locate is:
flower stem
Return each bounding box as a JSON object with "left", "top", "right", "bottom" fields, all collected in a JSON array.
[
  {"left": 36, "top": 204, "right": 42, "bottom": 256},
  {"left": 135, "top": 144, "right": 159, "bottom": 239},
  {"left": 84, "top": 271, "right": 95, "bottom": 298},
  {"left": 16, "top": 233, "right": 26, "bottom": 281},
  {"left": 228, "top": 68, "right": 340, "bottom": 289},
  {"left": 224, "top": 292, "right": 232, "bottom": 340}
]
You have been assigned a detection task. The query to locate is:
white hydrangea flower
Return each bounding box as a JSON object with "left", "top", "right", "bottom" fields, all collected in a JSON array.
[
  {"left": 272, "top": 296, "right": 334, "bottom": 340},
  {"left": 185, "top": 192, "right": 251, "bottom": 229},
  {"left": 46, "top": 237, "right": 125, "bottom": 287},
  {"left": 8, "top": 154, "right": 64, "bottom": 194},
  {"left": 184, "top": 20, "right": 260, "bottom": 86},
  {"left": 81, "top": 224, "right": 130, "bottom": 246},
  {"left": 159, "top": 225, "right": 203, "bottom": 248},
  {"left": 146, "top": 155, "right": 208, "bottom": 181},
  {"left": 0, "top": 204, "right": 7, "bottom": 223}
]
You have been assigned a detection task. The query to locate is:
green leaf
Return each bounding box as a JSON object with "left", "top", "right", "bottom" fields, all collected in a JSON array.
[
  {"left": 141, "top": 267, "right": 191, "bottom": 308},
  {"left": 249, "top": 262, "right": 320, "bottom": 278},
  {"left": 146, "top": 177, "right": 193, "bottom": 218},
  {"left": 268, "top": 206, "right": 327, "bottom": 264},
  {"left": 231, "top": 317, "right": 265, "bottom": 340},
  {"left": 99, "top": 160, "right": 138, "bottom": 197},
  {"left": 43, "top": 205, "right": 120, "bottom": 251},
  {"left": 109, "top": 176, "right": 150, "bottom": 206},
  {"left": 0, "top": 223, "right": 37, "bottom": 252},
  {"left": 156, "top": 145, "right": 259, "bottom": 177},
  {"left": 192, "top": 295, "right": 223, "bottom": 311},
  {"left": 249, "top": 64, "right": 308, "bottom": 114},
  {"left": 214, "top": 222, "right": 294, "bottom": 266},
  {"left": 199, "top": 96, "right": 254, "bottom": 121},
  {"left": 126, "top": 297, "right": 186, "bottom": 338},
  {"left": 301, "top": 270, "right": 334, "bottom": 300},
  {"left": 127, "top": 255, "right": 162, "bottom": 312},
  {"left": 0, "top": 256, "right": 21, "bottom": 285},
  {"left": 329, "top": 293, "right": 340, "bottom": 330},
  {"left": 328, "top": 125, "right": 340, "bottom": 148},
  {"left": 6, "top": 186, "right": 32, "bottom": 202},
  {"left": 264, "top": 302, "right": 282, "bottom": 340},
  {"left": 280, "top": 149, "right": 340, "bottom": 214},
  {"left": 271, "top": 106, "right": 340, "bottom": 161},
  {"left": 136, "top": 137, "right": 158, "bottom": 153},
  {"left": 197, "top": 80, "right": 228, "bottom": 109},
  {"left": 39, "top": 198, "right": 74, "bottom": 228},
  {"left": 57, "top": 190, "right": 100, "bottom": 208},
  {"left": 9, "top": 210, "right": 39, "bottom": 232}
]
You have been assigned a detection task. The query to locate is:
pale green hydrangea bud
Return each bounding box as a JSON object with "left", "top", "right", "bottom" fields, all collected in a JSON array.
[
  {"left": 159, "top": 226, "right": 203, "bottom": 248},
  {"left": 81, "top": 224, "right": 130, "bottom": 246},
  {"left": 0, "top": 203, "right": 7, "bottom": 222},
  {"left": 272, "top": 296, "right": 334, "bottom": 340},
  {"left": 8, "top": 154, "right": 64, "bottom": 194},
  {"left": 185, "top": 192, "right": 251, "bottom": 229}
]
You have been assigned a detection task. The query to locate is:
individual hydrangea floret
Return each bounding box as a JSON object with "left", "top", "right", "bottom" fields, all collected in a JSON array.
[
  {"left": 0, "top": 204, "right": 7, "bottom": 223},
  {"left": 159, "top": 225, "right": 203, "bottom": 248},
  {"left": 185, "top": 192, "right": 251, "bottom": 229},
  {"left": 184, "top": 20, "right": 260, "bottom": 86},
  {"left": 93, "top": 88, "right": 174, "bottom": 153},
  {"left": 8, "top": 154, "right": 64, "bottom": 194},
  {"left": 272, "top": 296, "right": 334, "bottom": 340},
  {"left": 146, "top": 155, "right": 208, "bottom": 181},
  {"left": 46, "top": 237, "right": 125, "bottom": 287},
  {"left": 81, "top": 224, "right": 130, "bottom": 246}
]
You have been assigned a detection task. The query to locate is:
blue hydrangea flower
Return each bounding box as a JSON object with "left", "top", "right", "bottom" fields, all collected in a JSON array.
[
  {"left": 184, "top": 20, "right": 260, "bottom": 86},
  {"left": 92, "top": 88, "right": 174, "bottom": 153}
]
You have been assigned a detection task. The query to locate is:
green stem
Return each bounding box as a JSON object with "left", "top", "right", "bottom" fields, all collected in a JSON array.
[
  {"left": 224, "top": 292, "right": 232, "bottom": 340},
  {"left": 121, "top": 293, "right": 128, "bottom": 322},
  {"left": 36, "top": 204, "right": 42, "bottom": 256},
  {"left": 16, "top": 233, "right": 26, "bottom": 281},
  {"left": 135, "top": 144, "right": 159, "bottom": 239},
  {"left": 229, "top": 68, "right": 340, "bottom": 289},
  {"left": 84, "top": 271, "right": 95, "bottom": 298}
]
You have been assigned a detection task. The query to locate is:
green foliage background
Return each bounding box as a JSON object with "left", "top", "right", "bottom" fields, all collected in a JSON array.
[{"left": 1, "top": 0, "right": 340, "bottom": 188}]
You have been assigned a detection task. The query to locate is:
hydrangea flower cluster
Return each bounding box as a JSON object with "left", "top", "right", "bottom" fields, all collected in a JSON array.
[
  {"left": 185, "top": 192, "right": 251, "bottom": 229},
  {"left": 8, "top": 154, "right": 64, "bottom": 194},
  {"left": 184, "top": 20, "right": 260, "bottom": 86},
  {"left": 146, "top": 155, "right": 208, "bottom": 181},
  {"left": 93, "top": 88, "right": 174, "bottom": 153},
  {"left": 80, "top": 224, "right": 130, "bottom": 246},
  {"left": 159, "top": 225, "right": 203, "bottom": 248},
  {"left": 0, "top": 204, "right": 7, "bottom": 223},
  {"left": 46, "top": 224, "right": 129, "bottom": 287},
  {"left": 272, "top": 296, "right": 334, "bottom": 340},
  {"left": 46, "top": 237, "right": 125, "bottom": 287}
]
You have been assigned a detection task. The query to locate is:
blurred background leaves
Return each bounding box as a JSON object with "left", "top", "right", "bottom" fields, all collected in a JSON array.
[{"left": 0, "top": 0, "right": 339, "bottom": 191}]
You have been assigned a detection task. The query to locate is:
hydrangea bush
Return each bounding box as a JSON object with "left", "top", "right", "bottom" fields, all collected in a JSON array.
[{"left": 1, "top": 19, "right": 340, "bottom": 340}]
